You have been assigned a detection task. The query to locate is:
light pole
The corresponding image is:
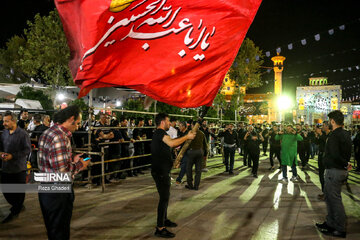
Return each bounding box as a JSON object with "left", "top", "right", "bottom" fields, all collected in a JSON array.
[{"left": 277, "top": 95, "right": 292, "bottom": 122}]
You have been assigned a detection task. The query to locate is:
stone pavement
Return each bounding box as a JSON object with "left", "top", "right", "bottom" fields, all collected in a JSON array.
[{"left": 1, "top": 155, "right": 360, "bottom": 240}]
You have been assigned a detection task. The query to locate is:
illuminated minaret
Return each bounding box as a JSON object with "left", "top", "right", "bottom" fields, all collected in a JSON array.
[{"left": 271, "top": 53, "right": 286, "bottom": 95}]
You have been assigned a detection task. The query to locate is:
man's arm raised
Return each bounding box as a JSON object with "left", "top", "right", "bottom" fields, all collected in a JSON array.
[{"left": 162, "top": 131, "right": 196, "bottom": 148}]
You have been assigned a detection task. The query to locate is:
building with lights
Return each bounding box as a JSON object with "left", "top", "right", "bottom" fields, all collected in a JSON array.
[
  {"left": 241, "top": 93, "right": 276, "bottom": 123},
  {"left": 296, "top": 77, "right": 341, "bottom": 124},
  {"left": 220, "top": 74, "right": 246, "bottom": 102},
  {"left": 220, "top": 54, "right": 288, "bottom": 124}
]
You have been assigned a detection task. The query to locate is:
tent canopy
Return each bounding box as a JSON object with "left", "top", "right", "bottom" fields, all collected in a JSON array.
[{"left": 15, "top": 99, "right": 43, "bottom": 110}]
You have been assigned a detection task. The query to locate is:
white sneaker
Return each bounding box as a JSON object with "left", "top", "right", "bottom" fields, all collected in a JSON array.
[
  {"left": 290, "top": 176, "right": 299, "bottom": 182},
  {"left": 201, "top": 168, "right": 209, "bottom": 172},
  {"left": 280, "top": 178, "right": 288, "bottom": 183}
]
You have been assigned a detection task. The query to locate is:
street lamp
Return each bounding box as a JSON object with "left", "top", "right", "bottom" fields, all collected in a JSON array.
[
  {"left": 116, "top": 100, "right": 121, "bottom": 107},
  {"left": 277, "top": 95, "right": 292, "bottom": 122},
  {"left": 277, "top": 95, "right": 292, "bottom": 111},
  {"left": 56, "top": 93, "right": 66, "bottom": 101}
]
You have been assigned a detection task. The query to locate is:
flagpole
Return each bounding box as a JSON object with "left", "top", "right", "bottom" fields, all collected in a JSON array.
[{"left": 173, "top": 106, "right": 210, "bottom": 168}]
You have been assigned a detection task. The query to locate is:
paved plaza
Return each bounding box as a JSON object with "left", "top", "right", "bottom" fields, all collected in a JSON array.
[{"left": 1, "top": 155, "right": 360, "bottom": 240}]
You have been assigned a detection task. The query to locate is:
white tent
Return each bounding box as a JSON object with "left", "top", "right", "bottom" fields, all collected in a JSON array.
[
  {"left": 0, "top": 103, "right": 19, "bottom": 113},
  {"left": 15, "top": 99, "right": 43, "bottom": 109}
]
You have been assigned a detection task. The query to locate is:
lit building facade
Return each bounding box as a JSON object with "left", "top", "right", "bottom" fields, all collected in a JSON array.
[
  {"left": 220, "top": 53, "right": 286, "bottom": 124},
  {"left": 296, "top": 77, "right": 341, "bottom": 124},
  {"left": 242, "top": 93, "right": 276, "bottom": 124}
]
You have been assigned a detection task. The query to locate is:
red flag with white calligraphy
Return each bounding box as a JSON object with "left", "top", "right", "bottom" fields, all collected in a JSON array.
[{"left": 55, "top": 0, "right": 262, "bottom": 108}]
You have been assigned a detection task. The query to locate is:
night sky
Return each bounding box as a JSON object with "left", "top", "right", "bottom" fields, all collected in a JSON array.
[{"left": 1, "top": 0, "right": 360, "bottom": 100}]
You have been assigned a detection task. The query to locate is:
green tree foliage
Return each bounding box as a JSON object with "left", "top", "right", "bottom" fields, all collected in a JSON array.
[
  {"left": 121, "top": 99, "right": 146, "bottom": 119},
  {"left": 213, "top": 38, "right": 264, "bottom": 120},
  {"left": 0, "top": 35, "right": 27, "bottom": 83},
  {"left": 228, "top": 38, "right": 264, "bottom": 89},
  {"left": 19, "top": 10, "right": 72, "bottom": 86},
  {"left": 16, "top": 86, "right": 53, "bottom": 110},
  {"left": 69, "top": 98, "right": 88, "bottom": 112}
]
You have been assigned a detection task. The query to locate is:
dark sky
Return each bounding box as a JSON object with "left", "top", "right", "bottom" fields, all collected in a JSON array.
[
  {"left": 1, "top": 0, "right": 360, "bottom": 100},
  {"left": 246, "top": 0, "right": 360, "bottom": 100}
]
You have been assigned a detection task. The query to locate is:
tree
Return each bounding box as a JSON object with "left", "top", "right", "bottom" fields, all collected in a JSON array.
[
  {"left": 69, "top": 98, "right": 88, "bottom": 112},
  {"left": 229, "top": 38, "right": 264, "bottom": 88},
  {"left": 16, "top": 86, "right": 53, "bottom": 110},
  {"left": 213, "top": 38, "right": 264, "bottom": 120},
  {"left": 0, "top": 35, "right": 27, "bottom": 83},
  {"left": 19, "top": 10, "right": 72, "bottom": 86}
]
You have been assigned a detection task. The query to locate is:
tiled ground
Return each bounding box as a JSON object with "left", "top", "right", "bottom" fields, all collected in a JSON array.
[{"left": 1, "top": 154, "right": 360, "bottom": 240}]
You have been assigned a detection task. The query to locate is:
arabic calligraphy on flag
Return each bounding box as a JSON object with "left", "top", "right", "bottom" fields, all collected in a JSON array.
[{"left": 55, "top": 0, "right": 262, "bottom": 108}]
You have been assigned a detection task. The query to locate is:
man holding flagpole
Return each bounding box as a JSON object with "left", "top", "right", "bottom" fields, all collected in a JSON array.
[{"left": 151, "top": 113, "right": 195, "bottom": 238}]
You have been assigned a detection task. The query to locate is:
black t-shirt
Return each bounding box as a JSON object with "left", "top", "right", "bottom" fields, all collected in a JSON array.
[
  {"left": 109, "top": 129, "right": 123, "bottom": 156},
  {"left": 18, "top": 119, "right": 30, "bottom": 129},
  {"left": 269, "top": 131, "right": 281, "bottom": 148},
  {"left": 323, "top": 128, "right": 352, "bottom": 169},
  {"left": 245, "top": 133, "right": 261, "bottom": 154},
  {"left": 32, "top": 124, "right": 49, "bottom": 147},
  {"left": 151, "top": 129, "right": 172, "bottom": 174}
]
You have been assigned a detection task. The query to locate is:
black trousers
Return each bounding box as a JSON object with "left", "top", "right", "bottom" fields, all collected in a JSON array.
[
  {"left": 243, "top": 145, "right": 249, "bottom": 165},
  {"left": 151, "top": 171, "right": 171, "bottom": 228},
  {"left": 262, "top": 142, "right": 268, "bottom": 154},
  {"left": 318, "top": 153, "right": 325, "bottom": 192},
  {"left": 1, "top": 171, "right": 26, "bottom": 214},
  {"left": 299, "top": 144, "right": 310, "bottom": 167},
  {"left": 134, "top": 143, "right": 145, "bottom": 172},
  {"left": 186, "top": 149, "right": 203, "bottom": 189},
  {"left": 269, "top": 145, "right": 281, "bottom": 167},
  {"left": 249, "top": 152, "right": 260, "bottom": 175},
  {"left": 355, "top": 148, "right": 360, "bottom": 170},
  {"left": 324, "top": 168, "right": 348, "bottom": 232},
  {"left": 38, "top": 190, "right": 74, "bottom": 240},
  {"left": 224, "top": 147, "right": 236, "bottom": 171}
]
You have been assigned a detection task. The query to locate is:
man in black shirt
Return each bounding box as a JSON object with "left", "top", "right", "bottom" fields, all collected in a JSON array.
[
  {"left": 108, "top": 120, "right": 123, "bottom": 180},
  {"left": 296, "top": 124, "right": 310, "bottom": 170},
  {"left": 94, "top": 113, "right": 114, "bottom": 184},
  {"left": 30, "top": 114, "right": 50, "bottom": 169},
  {"left": 133, "top": 117, "right": 146, "bottom": 174},
  {"left": 0, "top": 111, "right": 31, "bottom": 223},
  {"left": 237, "top": 122, "right": 247, "bottom": 156},
  {"left": 243, "top": 125, "right": 253, "bottom": 167},
  {"left": 244, "top": 129, "right": 264, "bottom": 178},
  {"left": 151, "top": 113, "right": 195, "bottom": 238},
  {"left": 119, "top": 117, "right": 135, "bottom": 177},
  {"left": 269, "top": 125, "right": 281, "bottom": 170},
  {"left": 262, "top": 125, "right": 269, "bottom": 156},
  {"left": 314, "top": 122, "right": 330, "bottom": 200},
  {"left": 17, "top": 110, "right": 30, "bottom": 130},
  {"left": 316, "top": 111, "right": 352, "bottom": 238},
  {"left": 144, "top": 118, "right": 154, "bottom": 166},
  {"left": 218, "top": 123, "right": 238, "bottom": 174}
]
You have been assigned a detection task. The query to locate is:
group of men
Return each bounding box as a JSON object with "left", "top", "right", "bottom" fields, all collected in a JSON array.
[
  {"left": 0, "top": 110, "right": 51, "bottom": 224},
  {"left": 0, "top": 106, "right": 354, "bottom": 239},
  {"left": 150, "top": 110, "right": 352, "bottom": 238},
  {"left": 0, "top": 106, "right": 88, "bottom": 240},
  {"left": 86, "top": 113, "right": 155, "bottom": 184}
]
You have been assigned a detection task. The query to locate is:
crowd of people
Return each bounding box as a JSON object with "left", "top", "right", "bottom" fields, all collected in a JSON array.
[
  {"left": 152, "top": 110, "right": 355, "bottom": 238},
  {"left": 0, "top": 107, "right": 359, "bottom": 239}
]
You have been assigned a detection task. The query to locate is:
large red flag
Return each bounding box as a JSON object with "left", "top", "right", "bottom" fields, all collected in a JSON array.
[{"left": 55, "top": 0, "right": 262, "bottom": 108}]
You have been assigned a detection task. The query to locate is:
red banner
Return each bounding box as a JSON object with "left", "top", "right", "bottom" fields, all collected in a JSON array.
[{"left": 55, "top": 0, "right": 262, "bottom": 108}]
